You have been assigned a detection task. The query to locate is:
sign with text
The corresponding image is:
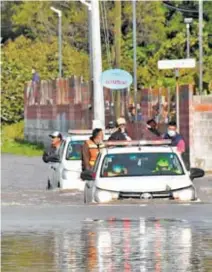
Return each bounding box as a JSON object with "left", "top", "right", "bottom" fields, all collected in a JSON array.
[
  {"left": 158, "top": 59, "right": 196, "bottom": 70},
  {"left": 101, "top": 69, "right": 133, "bottom": 90}
]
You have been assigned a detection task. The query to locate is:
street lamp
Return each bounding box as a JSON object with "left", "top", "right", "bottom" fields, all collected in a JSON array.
[
  {"left": 184, "top": 18, "right": 193, "bottom": 58},
  {"left": 79, "top": 0, "right": 92, "bottom": 92},
  {"left": 50, "top": 7, "right": 62, "bottom": 78}
]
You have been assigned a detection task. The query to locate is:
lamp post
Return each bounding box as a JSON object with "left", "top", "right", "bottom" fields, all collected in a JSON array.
[
  {"left": 50, "top": 7, "right": 62, "bottom": 78},
  {"left": 79, "top": 0, "right": 93, "bottom": 97},
  {"left": 184, "top": 18, "right": 193, "bottom": 58}
]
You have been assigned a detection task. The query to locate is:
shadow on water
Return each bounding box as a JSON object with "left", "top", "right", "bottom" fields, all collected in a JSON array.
[{"left": 1, "top": 218, "right": 212, "bottom": 272}]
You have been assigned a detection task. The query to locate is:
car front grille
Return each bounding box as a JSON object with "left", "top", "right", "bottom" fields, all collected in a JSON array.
[{"left": 119, "top": 191, "right": 172, "bottom": 200}]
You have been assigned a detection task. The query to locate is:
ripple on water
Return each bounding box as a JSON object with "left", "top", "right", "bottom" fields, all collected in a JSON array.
[{"left": 1, "top": 218, "right": 212, "bottom": 272}]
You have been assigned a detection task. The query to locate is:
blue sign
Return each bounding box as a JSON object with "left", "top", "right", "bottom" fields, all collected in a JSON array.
[{"left": 101, "top": 69, "right": 133, "bottom": 90}]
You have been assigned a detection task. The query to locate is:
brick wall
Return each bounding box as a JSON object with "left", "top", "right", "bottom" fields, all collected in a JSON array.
[
  {"left": 24, "top": 77, "right": 212, "bottom": 171},
  {"left": 189, "top": 95, "right": 212, "bottom": 171}
]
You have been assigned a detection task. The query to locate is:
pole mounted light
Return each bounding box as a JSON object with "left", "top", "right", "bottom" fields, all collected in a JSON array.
[
  {"left": 184, "top": 18, "right": 193, "bottom": 58},
  {"left": 79, "top": 0, "right": 91, "bottom": 10},
  {"left": 50, "top": 6, "right": 62, "bottom": 78},
  {"left": 50, "top": 6, "right": 62, "bottom": 17}
]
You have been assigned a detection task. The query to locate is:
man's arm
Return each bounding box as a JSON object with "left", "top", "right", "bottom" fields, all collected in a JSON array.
[
  {"left": 177, "top": 139, "right": 185, "bottom": 153},
  {"left": 82, "top": 142, "right": 91, "bottom": 170},
  {"left": 42, "top": 148, "right": 60, "bottom": 163},
  {"left": 42, "top": 150, "right": 50, "bottom": 163}
]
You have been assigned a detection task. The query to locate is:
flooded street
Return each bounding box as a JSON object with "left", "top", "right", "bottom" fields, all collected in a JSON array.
[{"left": 1, "top": 154, "right": 212, "bottom": 271}]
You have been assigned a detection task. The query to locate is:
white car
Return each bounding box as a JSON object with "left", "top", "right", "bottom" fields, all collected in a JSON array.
[
  {"left": 82, "top": 140, "right": 205, "bottom": 203},
  {"left": 48, "top": 130, "right": 110, "bottom": 190}
]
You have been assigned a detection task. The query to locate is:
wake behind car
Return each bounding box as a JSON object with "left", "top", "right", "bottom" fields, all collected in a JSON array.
[
  {"left": 82, "top": 140, "right": 205, "bottom": 203},
  {"left": 47, "top": 130, "right": 110, "bottom": 190}
]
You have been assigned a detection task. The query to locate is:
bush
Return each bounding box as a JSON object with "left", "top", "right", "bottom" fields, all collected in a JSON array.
[{"left": 1, "top": 121, "right": 44, "bottom": 156}]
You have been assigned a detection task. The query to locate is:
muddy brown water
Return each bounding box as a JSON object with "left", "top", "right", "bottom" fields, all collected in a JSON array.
[{"left": 1, "top": 154, "right": 212, "bottom": 271}]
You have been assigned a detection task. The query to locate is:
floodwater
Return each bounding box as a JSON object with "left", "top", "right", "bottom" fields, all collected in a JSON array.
[
  {"left": 1, "top": 154, "right": 212, "bottom": 271},
  {"left": 2, "top": 218, "right": 212, "bottom": 272}
]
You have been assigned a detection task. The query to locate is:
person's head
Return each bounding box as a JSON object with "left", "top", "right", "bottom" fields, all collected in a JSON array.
[
  {"left": 49, "top": 131, "right": 62, "bottom": 147},
  {"left": 116, "top": 117, "right": 126, "bottom": 132},
  {"left": 131, "top": 107, "right": 136, "bottom": 115},
  {"left": 167, "top": 121, "right": 177, "bottom": 137},
  {"left": 108, "top": 121, "right": 115, "bottom": 129},
  {"left": 91, "top": 128, "right": 103, "bottom": 144},
  {"left": 32, "top": 68, "right": 36, "bottom": 74},
  {"left": 147, "top": 119, "right": 157, "bottom": 130}
]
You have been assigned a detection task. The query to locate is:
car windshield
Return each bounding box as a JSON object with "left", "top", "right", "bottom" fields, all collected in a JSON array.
[
  {"left": 101, "top": 152, "right": 184, "bottom": 177},
  {"left": 66, "top": 140, "right": 84, "bottom": 160}
]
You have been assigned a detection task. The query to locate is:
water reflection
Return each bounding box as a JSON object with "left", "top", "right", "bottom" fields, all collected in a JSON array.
[{"left": 2, "top": 218, "right": 212, "bottom": 272}]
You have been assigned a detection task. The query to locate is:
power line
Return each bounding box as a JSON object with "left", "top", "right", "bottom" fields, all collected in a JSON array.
[
  {"left": 163, "top": 1, "right": 199, "bottom": 14},
  {"left": 102, "top": 1, "right": 112, "bottom": 68},
  {"left": 100, "top": 1, "right": 112, "bottom": 68}
]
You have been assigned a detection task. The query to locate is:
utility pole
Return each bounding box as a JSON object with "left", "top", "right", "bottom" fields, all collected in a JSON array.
[
  {"left": 199, "top": 0, "right": 203, "bottom": 94},
  {"left": 132, "top": 0, "right": 137, "bottom": 121},
  {"left": 114, "top": 0, "right": 121, "bottom": 119},
  {"left": 90, "top": 0, "right": 105, "bottom": 128},
  {"left": 88, "top": 8, "right": 93, "bottom": 94},
  {"left": 51, "top": 7, "right": 62, "bottom": 78}
]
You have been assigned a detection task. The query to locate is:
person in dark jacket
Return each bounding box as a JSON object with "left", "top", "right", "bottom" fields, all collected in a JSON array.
[
  {"left": 146, "top": 119, "right": 161, "bottom": 137},
  {"left": 163, "top": 121, "right": 185, "bottom": 153},
  {"left": 108, "top": 117, "right": 131, "bottom": 141},
  {"left": 42, "top": 131, "right": 63, "bottom": 163}
]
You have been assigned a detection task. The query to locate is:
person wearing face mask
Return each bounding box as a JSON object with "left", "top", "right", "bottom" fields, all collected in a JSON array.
[
  {"left": 163, "top": 121, "right": 185, "bottom": 153},
  {"left": 108, "top": 117, "right": 131, "bottom": 141},
  {"left": 81, "top": 128, "right": 104, "bottom": 171}
]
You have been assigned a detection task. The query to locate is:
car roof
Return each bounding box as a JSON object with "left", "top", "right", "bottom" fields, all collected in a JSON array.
[
  {"left": 100, "top": 146, "right": 178, "bottom": 155},
  {"left": 64, "top": 134, "right": 110, "bottom": 142}
]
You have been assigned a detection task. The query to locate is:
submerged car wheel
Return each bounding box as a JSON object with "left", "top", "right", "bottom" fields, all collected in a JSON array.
[{"left": 47, "top": 179, "right": 53, "bottom": 190}]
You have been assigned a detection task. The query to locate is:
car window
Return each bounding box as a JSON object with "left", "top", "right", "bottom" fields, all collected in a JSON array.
[
  {"left": 66, "top": 140, "right": 84, "bottom": 160},
  {"left": 101, "top": 152, "right": 184, "bottom": 177}
]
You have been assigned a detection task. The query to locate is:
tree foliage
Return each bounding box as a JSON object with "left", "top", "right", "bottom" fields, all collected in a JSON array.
[
  {"left": 1, "top": 36, "right": 88, "bottom": 123},
  {"left": 1, "top": 0, "right": 212, "bottom": 124}
]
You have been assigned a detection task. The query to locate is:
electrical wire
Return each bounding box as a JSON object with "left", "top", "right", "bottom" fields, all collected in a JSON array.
[
  {"left": 102, "top": 0, "right": 112, "bottom": 68},
  {"left": 162, "top": 1, "right": 199, "bottom": 14},
  {"left": 100, "top": 0, "right": 112, "bottom": 68}
]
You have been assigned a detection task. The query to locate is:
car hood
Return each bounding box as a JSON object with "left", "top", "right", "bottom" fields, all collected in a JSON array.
[{"left": 96, "top": 175, "right": 192, "bottom": 192}]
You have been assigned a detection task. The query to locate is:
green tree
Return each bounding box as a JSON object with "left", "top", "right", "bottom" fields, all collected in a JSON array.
[{"left": 1, "top": 36, "right": 88, "bottom": 123}]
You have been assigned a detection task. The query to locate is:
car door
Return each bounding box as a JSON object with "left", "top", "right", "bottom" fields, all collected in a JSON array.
[
  {"left": 86, "top": 153, "right": 102, "bottom": 203},
  {"left": 53, "top": 140, "right": 66, "bottom": 188}
]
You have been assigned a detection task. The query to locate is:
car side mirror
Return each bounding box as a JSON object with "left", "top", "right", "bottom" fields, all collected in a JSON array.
[
  {"left": 80, "top": 170, "right": 95, "bottom": 181},
  {"left": 49, "top": 156, "right": 60, "bottom": 163},
  {"left": 190, "top": 168, "right": 205, "bottom": 180}
]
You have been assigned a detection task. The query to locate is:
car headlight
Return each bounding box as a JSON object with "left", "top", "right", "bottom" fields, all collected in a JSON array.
[
  {"left": 173, "top": 186, "right": 195, "bottom": 201},
  {"left": 62, "top": 169, "right": 70, "bottom": 180},
  {"left": 95, "top": 189, "right": 118, "bottom": 203}
]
